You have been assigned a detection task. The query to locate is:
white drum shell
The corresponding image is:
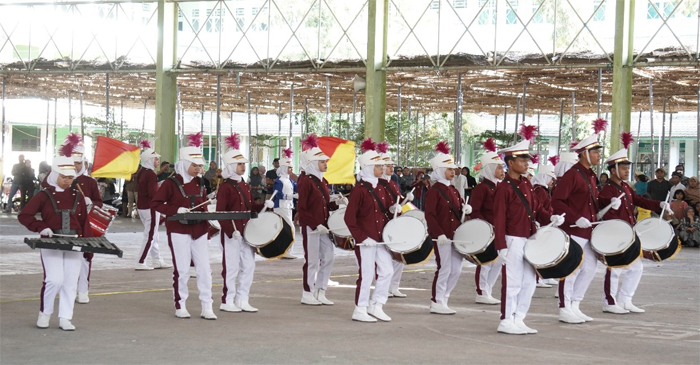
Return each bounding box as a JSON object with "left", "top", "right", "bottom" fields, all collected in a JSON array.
[
  {"left": 328, "top": 207, "right": 352, "bottom": 238},
  {"left": 452, "top": 219, "right": 494, "bottom": 255},
  {"left": 524, "top": 227, "right": 569, "bottom": 268},
  {"left": 591, "top": 219, "right": 635, "bottom": 255},
  {"left": 244, "top": 212, "right": 284, "bottom": 247},
  {"left": 382, "top": 216, "right": 427, "bottom": 254}
]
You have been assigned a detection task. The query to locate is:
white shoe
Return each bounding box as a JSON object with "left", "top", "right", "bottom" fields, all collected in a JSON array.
[
  {"left": 219, "top": 302, "right": 242, "bottom": 312},
  {"left": 327, "top": 279, "right": 339, "bottom": 286},
  {"left": 602, "top": 304, "right": 630, "bottom": 314},
  {"left": 153, "top": 260, "right": 173, "bottom": 269},
  {"left": 352, "top": 306, "right": 377, "bottom": 323},
  {"left": 368, "top": 303, "right": 391, "bottom": 322},
  {"left": 77, "top": 291, "right": 89, "bottom": 304},
  {"left": 430, "top": 301, "right": 456, "bottom": 315},
  {"left": 134, "top": 263, "right": 154, "bottom": 271},
  {"left": 514, "top": 318, "right": 538, "bottom": 334},
  {"left": 315, "top": 289, "right": 334, "bottom": 305},
  {"left": 571, "top": 301, "right": 593, "bottom": 321},
  {"left": 389, "top": 288, "right": 407, "bottom": 298},
  {"left": 201, "top": 308, "right": 218, "bottom": 320},
  {"left": 235, "top": 299, "right": 258, "bottom": 312},
  {"left": 59, "top": 318, "right": 75, "bottom": 331},
  {"left": 544, "top": 279, "right": 559, "bottom": 285},
  {"left": 559, "top": 307, "right": 585, "bottom": 324},
  {"left": 497, "top": 319, "right": 527, "bottom": 335},
  {"left": 475, "top": 294, "right": 500, "bottom": 305},
  {"left": 536, "top": 281, "right": 552, "bottom": 288},
  {"left": 620, "top": 301, "right": 645, "bottom": 313},
  {"left": 175, "top": 309, "right": 191, "bottom": 318},
  {"left": 280, "top": 253, "right": 298, "bottom": 260},
  {"left": 36, "top": 312, "right": 50, "bottom": 329},
  {"left": 301, "top": 291, "right": 322, "bottom": 305}
]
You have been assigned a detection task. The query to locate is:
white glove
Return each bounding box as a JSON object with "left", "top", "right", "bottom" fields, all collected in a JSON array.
[
  {"left": 462, "top": 203, "right": 473, "bottom": 215},
  {"left": 337, "top": 197, "right": 349, "bottom": 206},
  {"left": 264, "top": 200, "right": 274, "bottom": 209},
  {"left": 207, "top": 192, "right": 217, "bottom": 199},
  {"left": 39, "top": 228, "right": 53, "bottom": 237},
  {"left": 84, "top": 197, "right": 92, "bottom": 206},
  {"left": 610, "top": 197, "right": 622, "bottom": 210},
  {"left": 498, "top": 249, "right": 509, "bottom": 261},
  {"left": 550, "top": 214, "right": 565, "bottom": 227},
  {"left": 331, "top": 193, "right": 344, "bottom": 202},
  {"left": 209, "top": 198, "right": 217, "bottom": 206},
  {"left": 437, "top": 234, "right": 450, "bottom": 245},
  {"left": 659, "top": 201, "right": 670, "bottom": 212},
  {"left": 361, "top": 237, "right": 377, "bottom": 247},
  {"left": 575, "top": 217, "right": 592, "bottom": 228},
  {"left": 233, "top": 230, "right": 242, "bottom": 240},
  {"left": 404, "top": 192, "right": 415, "bottom": 202},
  {"left": 388, "top": 203, "right": 401, "bottom": 214},
  {"left": 315, "top": 224, "right": 329, "bottom": 235},
  {"left": 292, "top": 193, "right": 299, "bottom": 199},
  {"left": 177, "top": 207, "right": 189, "bottom": 214}
]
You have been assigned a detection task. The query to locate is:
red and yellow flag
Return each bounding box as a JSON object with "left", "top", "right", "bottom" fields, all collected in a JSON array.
[
  {"left": 317, "top": 137, "right": 356, "bottom": 184},
  {"left": 91, "top": 136, "right": 140, "bottom": 179}
]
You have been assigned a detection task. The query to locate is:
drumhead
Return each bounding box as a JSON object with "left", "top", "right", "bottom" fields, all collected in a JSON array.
[
  {"left": 524, "top": 227, "right": 569, "bottom": 267},
  {"left": 591, "top": 219, "right": 635, "bottom": 255},
  {"left": 328, "top": 208, "right": 351, "bottom": 237},
  {"left": 244, "top": 212, "right": 283, "bottom": 247},
  {"left": 402, "top": 210, "right": 426, "bottom": 225},
  {"left": 453, "top": 219, "right": 494, "bottom": 255},
  {"left": 383, "top": 216, "right": 427, "bottom": 253},
  {"left": 634, "top": 218, "right": 675, "bottom": 251}
]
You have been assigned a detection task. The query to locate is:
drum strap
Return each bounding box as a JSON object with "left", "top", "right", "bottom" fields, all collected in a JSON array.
[
  {"left": 607, "top": 181, "right": 634, "bottom": 213},
  {"left": 572, "top": 166, "right": 600, "bottom": 211},
  {"left": 42, "top": 189, "right": 80, "bottom": 234},
  {"left": 169, "top": 176, "right": 205, "bottom": 208},
  {"left": 505, "top": 178, "right": 536, "bottom": 224},
  {"left": 310, "top": 176, "right": 330, "bottom": 206},
  {"left": 226, "top": 179, "right": 250, "bottom": 210},
  {"left": 361, "top": 181, "right": 388, "bottom": 214},
  {"left": 433, "top": 184, "right": 462, "bottom": 221}
]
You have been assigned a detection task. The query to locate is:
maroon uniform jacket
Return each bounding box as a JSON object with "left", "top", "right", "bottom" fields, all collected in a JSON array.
[
  {"left": 470, "top": 180, "right": 497, "bottom": 224},
  {"left": 151, "top": 175, "right": 208, "bottom": 239},
  {"left": 136, "top": 168, "right": 158, "bottom": 210},
  {"left": 297, "top": 173, "right": 338, "bottom": 229},
  {"left": 75, "top": 174, "right": 103, "bottom": 208},
  {"left": 533, "top": 185, "right": 553, "bottom": 215},
  {"left": 215, "top": 178, "right": 264, "bottom": 239},
  {"left": 598, "top": 180, "right": 661, "bottom": 225},
  {"left": 493, "top": 175, "right": 551, "bottom": 250},
  {"left": 424, "top": 182, "right": 465, "bottom": 240},
  {"left": 18, "top": 186, "right": 92, "bottom": 237},
  {"left": 551, "top": 162, "right": 599, "bottom": 240},
  {"left": 378, "top": 179, "right": 403, "bottom": 221},
  {"left": 344, "top": 181, "right": 389, "bottom": 243}
]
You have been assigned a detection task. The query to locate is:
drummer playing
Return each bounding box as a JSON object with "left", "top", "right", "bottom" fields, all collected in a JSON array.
[
  {"left": 18, "top": 147, "right": 93, "bottom": 331},
  {"left": 426, "top": 141, "right": 472, "bottom": 315},
  {"left": 470, "top": 139, "right": 504, "bottom": 306},
  {"left": 297, "top": 134, "right": 345, "bottom": 306},
  {"left": 216, "top": 134, "right": 272, "bottom": 313},
  {"left": 376, "top": 142, "right": 414, "bottom": 299},
  {"left": 151, "top": 132, "right": 217, "bottom": 320},
  {"left": 345, "top": 138, "right": 396, "bottom": 322},
  {"left": 598, "top": 133, "right": 668, "bottom": 315},
  {"left": 493, "top": 140, "right": 564, "bottom": 335}
]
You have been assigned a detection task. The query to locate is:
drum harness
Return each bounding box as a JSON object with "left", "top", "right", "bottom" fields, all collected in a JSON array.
[
  {"left": 360, "top": 181, "right": 388, "bottom": 215},
  {"left": 572, "top": 166, "right": 600, "bottom": 212},
  {"left": 432, "top": 184, "right": 462, "bottom": 221},
  {"left": 504, "top": 177, "right": 537, "bottom": 232},
  {"left": 169, "top": 176, "right": 206, "bottom": 224},
  {"left": 309, "top": 176, "right": 331, "bottom": 219},
  {"left": 42, "top": 189, "right": 81, "bottom": 235}
]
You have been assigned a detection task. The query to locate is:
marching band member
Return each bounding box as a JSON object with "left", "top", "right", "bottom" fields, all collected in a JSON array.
[
  {"left": 599, "top": 133, "right": 667, "bottom": 314},
  {"left": 18, "top": 146, "right": 92, "bottom": 331},
  {"left": 135, "top": 140, "right": 172, "bottom": 271},
  {"left": 493, "top": 140, "right": 564, "bottom": 334},
  {"left": 376, "top": 142, "right": 414, "bottom": 299},
  {"left": 553, "top": 152, "right": 579, "bottom": 179},
  {"left": 151, "top": 132, "right": 217, "bottom": 320},
  {"left": 426, "top": 141, "right": 472, "bottom": 315},
  {"left": 552, "top": 134, "right": 608, "bottom": 324},
  {"left": 345, "top": 138, "right": 395, "bottom": 322},
  {"left": 297, "top": 134, "right": 344, "bottom": 305},
  {"left": 470, "top": 139, "right": 503, "bottom": 305},
  {"left": 272, "top": 148, "right": 297, "bottom": 227},
  {"left": 532, "top": 163, "right": 558, "bottom": 288},
  {"left": 216, "top": 134, "right": 271, "bottom": 313}
]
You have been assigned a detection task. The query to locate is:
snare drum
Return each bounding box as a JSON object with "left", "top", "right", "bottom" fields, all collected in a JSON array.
[
  {"left": 634, "top": 218, "right": 681, "bottom": 262},
  {"left": 590, "top": 219, "right": 641, "bottom": 267},
  {"left": 327, "top": 207, "right": 355, "bottom": 251},
  {"left": 244, "top": 212, "right": 294, "bottom": 259},
  {"left": 452, "top": 219, "right": 498, "bottom": 265},
  {"left": 383, "top": 215, "right": 433, "bottom": 265},
  {"left": 88, "top": 204, "right": 119, "bottom": 237},
  {"left": 402, "top": 210, "right": 426, "bottom": 225},
  {"left": 524, "top": 227, "right": 582, "bottom": 279}
]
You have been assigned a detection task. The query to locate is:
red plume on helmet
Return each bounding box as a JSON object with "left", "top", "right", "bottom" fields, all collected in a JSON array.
[
  {"left": 435, "top": 141, "right": 450, "bottom": 154},
  {"left": 225, "top": 133, "right": 241, "bottom": 150},
  {"left": 569, "top": 141, "right": 579, "bottom": 151},
  {"left": 531, "top": 154, "right": 540, "bottom": 164},
  {"left": 139, "top": 139, "right": 152, "bottom": 149},
  {"left": 548, "top": 155, "right": 560, "bottom": 166},
  {"left": 592, "top": 118, "right": 609, "bottom": 134},
  {"left": 621, "top": 132, "right": 635, "bottom": 149},
  {"left": 59, "top": 143, "right": 75, "bottom": 157},
  {"left": 376, "top": 141, "right": 389, "bottom": 154},
  {"left": 482, "top": 138, "right": 497, "bottom": 152},
  {"left": 64, "top": 132, "right": 82, "bottom": 148},
  {"left": 282, "top": 147, "right": 293, "bottom": 159},
  {"left": 301, "top": 134, "right": 319, "bottom": 151},
  {"left": 518, "top": 124, "right": 538, "bottom": 143},
  {"left": 187, "top": 132, "right": 204, "bottom": 148},
  {"left": 360, "top": 138, "right": 376, "bottom": 153}
]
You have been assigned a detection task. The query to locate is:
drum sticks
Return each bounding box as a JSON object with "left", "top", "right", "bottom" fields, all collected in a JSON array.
[
  {"left": 53, "top": 233, "right": 80, "bottom": 238},
  {"left": 595, "top": 193, "right": 626, "bottom": 220},
  {"left": 260, "top": 191, "right": 277, "bottom": 214},
  {"left": 400, "top": 188, "right": 415, "bottom": 206}
]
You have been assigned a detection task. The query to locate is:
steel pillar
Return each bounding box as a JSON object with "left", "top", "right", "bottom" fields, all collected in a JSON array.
[
  {"left": 155, "top": 0, "right": 178, "bottom": 165},
  {"left": 365, "top": 0, "right": 388, "bottom": 141},
  {"left": 611, "top": 0, "right": 635, "bottom": 153}
]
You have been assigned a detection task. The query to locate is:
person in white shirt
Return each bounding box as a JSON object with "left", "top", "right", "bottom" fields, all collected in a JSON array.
[{"left": 451, "top": 167, "right": 467, "bottom": 200}]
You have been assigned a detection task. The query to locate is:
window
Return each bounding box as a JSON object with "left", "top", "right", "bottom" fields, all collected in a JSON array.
[
  {"left": 478, "top": 0, "right": 495, "bottom": 25},
  {"left": 647, "top": 1, "right": 675, "bottom": 19},
  {"left": 142, "top": 3, "right": 150, "bottom": 12},
  {"left": 453, "top": 0, "right": 466, "bottom": 8},
  {"left": 505, "top": 0, "right": 519, "bottom": 25},
  {"left": 593, "top": 0, "right": 605, "bottom": 21},
  {"left": 214, "top": 9, "right": 225, "bottom": 32},
  {"left": 192, "top": 9, "right": 200, "bottom": 18},
  {"left": 236, "top": 8, "right": 245, "bottom": 16},
  {"left": 430, "top": 0, "right": 440, "bottom": 10},
  {"left": 191, "top": 9, "right": 200, "bottom": 32},
  {"left": 205, "top": 8, "right": 213, "bottom": 32},
  {"left": 532, "top": 0, "right": 545, "bottom": 23},
  {"left": 252, "top": 7, "right": 258, "bottom": 16},
  {"left": 12, "top": 126, "right": 40, "bottom": 152}
]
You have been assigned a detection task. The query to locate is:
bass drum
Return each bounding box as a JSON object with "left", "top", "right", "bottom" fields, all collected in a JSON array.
[
  {"left": 452, "top": 219, "right": 498, "bottom": 265},
  {"left": 327, "top": 207, "right": 355, "bottom": 251},
  {"left": 244, "top": 212, "right": 294, "bottom": 259},
  {"left": 634, "top": 218, "right": 681, "bottom": 262},
  {"left": 383, "top": 215, "right": 433, "bottom": 265},
  {"left": 524, "top": 227, "right": 582, "bottom": 279}
]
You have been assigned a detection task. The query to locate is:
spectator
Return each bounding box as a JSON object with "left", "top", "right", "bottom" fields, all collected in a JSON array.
[
  {"left": 685, "top": 176, "right": 699, "bottom": 206},
  {"left": 156, "top": 161, "right": 171, "bottom": 181},
  {"left": 674, "top": 164, "right": 690, "bottom": 186},
  {"left": 203, "top": 161, "right": 218, "bottom": 184},
  {"left": 679, "top": 207, "right": 700, "bottom": 247},
  {"left": 634, "top": 172, "right": 648, "bottom": 195},
  {"left": 5, "top": 155, "right": 27, "bottom": 213},
  {"left": 265, "top": 158, "right": 279, "bottom": 199},
  {"left": 670, "top": 190, "right": 689, "bottom": 222},
  {"left": 401, "top": 167, "right": 414, "bottom": 193},
  {"left": 669, "top": 172, "right": 686, "bottom": 199},
  {"left": 597, "top": 172, "right": 609, "bottom": 190},
  {"left": 20, "top": 159, "right": 36, "bottom": 209},
  {"left": 647, "top": 168, "right": 673, "bottom": 201},
  {"left": 463, "top": 167, "right": 477, "bottom": 197},
  {"left": 126, "top": 171, "right": 139, "bottom": 218},
  {"left": 410, "top": 171, "right": 430, "bottom": 210},
  {"left": 247, "top": 166, "right": 265, "bottom": 202},
  {"left": 451, "top": 167, "right": 467, "bottom": 200},
  {"left": 37, "top": 161, "right": 50, "bottom": 185},
  {"left": 390, "top": 165, "right": 401, "bottom": 186}
]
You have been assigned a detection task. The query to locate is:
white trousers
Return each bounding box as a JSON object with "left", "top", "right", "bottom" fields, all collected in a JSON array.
[
  {"left": 137, "top": 208, "right": 162, "bottom": 264},
  {"left": 168, "top": 233, "right": 213, "bottom": 310},
  {"left": 302, "top": 226, "right": 335, "bottom": 293},
  {"left": 603, "top": 259, "right": 643, "bottom": 305},
  {"left": 500, "top": 236, "right": 536, "bottom": 320},
  {"left": 475, "top": 256, "right": 502, "bottom": 297},
  {"left": 390, "top": 261, "right": 404, "bottom": 291},
  {"left": 354, "top": 245, "right": 393, "bottom": 307},
  {"left": 40, "top": 249, "right": 82, "bottom": 319},
  {"left": 431, "top": 242, "right": 463, "bottom": 304},
  {"left": 220, "top": 234, "right": 256, "bottom": 304},
  {"left": 274, "top": 207, "right": 294, "bottom": 229},
  {"left": 558, "top": 235, "right": 598, "bottom": 307},
  {"left": 77, "top": 255, "right": 91, "bottom": 293}
]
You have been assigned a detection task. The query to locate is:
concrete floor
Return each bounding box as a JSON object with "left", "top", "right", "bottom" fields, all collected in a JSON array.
[{"left": 1, "top": 212, "right": 699, "bottom": 364}]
